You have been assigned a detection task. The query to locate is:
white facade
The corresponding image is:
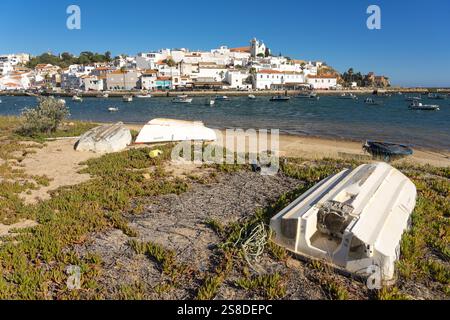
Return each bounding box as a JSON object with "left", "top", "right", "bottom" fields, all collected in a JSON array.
[
  {"left": 140, "top": 71, "right": 158, "bottom": 90},
  {"left": 254, "top": 70, "right": 305, "bottom": 90},
  {"left": 307, "top": 75, "right": 337, "bottom": 89},
  {"left": 226, "top": 70, "right": 251, "bottom": 89},
  {"left": 83, "top": 76, "right": 104, "bottom": 91}
]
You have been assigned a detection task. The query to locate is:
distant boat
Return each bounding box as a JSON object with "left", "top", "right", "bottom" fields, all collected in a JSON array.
[
  {"left": 427, "top": 93, "right": 446, "bottom": 100},
  {"left": 248, "top": 94, "right": 256, "bottom": 100},
  {"left": 405, "top": 95, "right": 421, "bottom": 101},
  {"left": 72, "top": 95, "right": 83, "bottom": 102},
  {"left": 215, "top": 95, "right": 230, "bottom": 101},
  {"left": 172, "top": 95, "right": 193, "bottom": 103},
  {"left": 339, "top": 93, "right": 357, "bottom": 100},
  {"left": 97, "top": 93, "right": 109, "bottom": 98},
  {"left": 270, "top": 95, "right": 290, "bottom": 102},
  {"left": 123, "top": 95, "right": 133, "bottom": 102},
  {"left": 363, "top": 140, "right": 413, "bottom": 162},
  {"left": 136, "top": 94, "right": 152, "bottom": 99},
  {"left": 409, "top": 100, "right": 439, "bottom": 111},
  {"left": 364, "top": 97, "right": 382, "bottom": 105},
  {"left": 108, "top": 107, "right": 119, "bottom": 112},
  {"left": 295, "top": 92, "right": 319, "bottom": 100},
  {"left": 205, "top": 98, "right": 215, "bottom": 106}
]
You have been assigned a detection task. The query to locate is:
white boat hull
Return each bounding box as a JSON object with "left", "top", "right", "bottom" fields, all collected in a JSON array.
[
  {"left": 270, "top": 162, "right": 416, "bottom": 282},
  {"left": 135, "top": 118, "right": 217, "bottom": 144}
]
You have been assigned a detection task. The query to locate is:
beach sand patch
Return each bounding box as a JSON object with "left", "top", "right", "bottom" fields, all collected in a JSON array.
[{"left": 18, "top": 138, "right": 104, "bottom": 203}]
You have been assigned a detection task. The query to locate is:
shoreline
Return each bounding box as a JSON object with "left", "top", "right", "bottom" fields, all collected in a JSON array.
[
  {"left": 2, "top": 87, "right": 450, "bottom": 98},
  {"left": 120, "top": 122, "right": 450, "bottom": 168}
]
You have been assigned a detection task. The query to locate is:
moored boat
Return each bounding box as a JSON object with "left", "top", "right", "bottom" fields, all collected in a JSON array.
[
  {"left": 364, "top": 97, "right": 382, "bottom": 105},
  {"left": 248, "top": 94, "right": 256, "bottom": 100},
  {"left": 339, "top": 93, "right": 357, "bottom": 100},
  {"left": 72, "top": 95, "right": 83, "bottom": 102},
  {"left": 108, "top": 107, "right": 119, "bottom": 112},
  {"left": 270, "top": 95, "right": 290, "bottom": 102},
  {"left": 215, "top": 95, "right": 230, "bottom": 101},
  {"left": 295, "top": 91, "right": 319, "bottom": 100},
  {"left": 405, "top": 95, "right": 421, "bottom": 101},
  {"left": 172, "top": 95, "right": 193, "bottom": 103},
  {"left": 123, "top": 95, "right": 133, "bottom": 102},
  {"left": 409, "top": 100, "right": 440, "bottom": 111},
  {"left": 136, "top": 94, "right": 152, "bottom": 99}
]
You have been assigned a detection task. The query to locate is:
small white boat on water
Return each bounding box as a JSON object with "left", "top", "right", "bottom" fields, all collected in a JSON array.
[
  {"left": 205, "top": 98, "right": 215, "bottom": 106},
  {"left": 123, "top": 95, "right": 133, "bottom": 102},
  {"left": 97, "top": 93, "right": 109, "bottom": 98},
  {"left": 405, "top": 95, "right": 421, "bottom": 101},
  {"left": 339, "top": 93, "right": 357, "bottom": 100},
  {"left": 108, "top": 107, "right": 119, "bottom": 112},
  {"left": 136, "top": 94, "right": 152, "bottom": 99},
  {"left": 135, "top": 118, "right": 217, "bottom": 144},
  {"left": 409, "top": 100, "right": 439, "bottom": 111},
  {"left": 270, "top": 95, "right": 290, "bottom": 102},
  {"left": 72, "top": 95, "right": 83, "bottom": 102},
  {"left": 172, "top": 95, "right": 193, "bottom": 104},
  {"left": 248, "top": 94, "right": 256, "bottom": 100},
  {"left": 364, "top": 97, "right": 382, "bottom": 105},
  {"left": 295, "top": 92, "right": 319, "bottom": 100},
  {"left": 270, "top": 162, "right": 417, "bottom": 282},
  {"left": 427, "top": 93, "right": 446, "bottom": 100},
  {"left": 215, "top": 95, "right": 230, "bottom": 101}
]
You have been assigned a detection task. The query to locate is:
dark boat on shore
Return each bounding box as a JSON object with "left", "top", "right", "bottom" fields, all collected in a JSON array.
[{"left": 363, "top": 140, "right": 413, "bottom": 162}]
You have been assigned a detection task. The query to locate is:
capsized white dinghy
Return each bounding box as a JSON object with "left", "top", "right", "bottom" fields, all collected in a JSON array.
[
  {"left": 270, "top": 162, "right": 416, "bottom": 282},
  {"left": 135, "top": 118, "right": 217, "bottom": 144}
]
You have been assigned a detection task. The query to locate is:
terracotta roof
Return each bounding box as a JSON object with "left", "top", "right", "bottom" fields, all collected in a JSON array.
[
  {"left": 142, "top": 69, "right": 158, "bottom": 75},
  {"left": 307, "top": 74, "right": 337, "bottom": 79},
  {"left": 230, "top": 46, "right": 251, "bottom": 53},
  {"left": 156, "top": 76, "right": 171, "bottom": 81}
]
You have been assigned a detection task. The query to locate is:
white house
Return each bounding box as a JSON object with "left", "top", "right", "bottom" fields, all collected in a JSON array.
[
  {"left": 196, "top": 62, "right": 227, "bottom": 82},
  {"left": 140, "top": 69, "right": 158, "bottom": 90},
  {"left": 254, "top": 69, "right": 305, "bottom": 90},
  {"left": 307, "top": 74, "right": 337, "bottom": 89},
  {"left": 83, "top": 75, "right": 104, "bottom": 91},
  {"left": 0, "top": 72, "right": 32, "bottom": 90},
  {"left": 226, "top": 70, "right": 251, "bottom": 89}
]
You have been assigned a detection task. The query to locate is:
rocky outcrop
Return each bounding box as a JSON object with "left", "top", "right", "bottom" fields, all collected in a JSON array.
[{"left": 75, "top": 122, "right": 132, "bottom": 153}]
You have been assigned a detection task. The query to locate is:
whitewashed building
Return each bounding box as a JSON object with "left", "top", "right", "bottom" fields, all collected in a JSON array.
[
  {"left": 226, "top": 70, "right": 251, "bottom": 89},
  {"left": 307, "top": 74, "right": 337, "bottom": 89},
  {"left": 83, "top": 75, "right": 104, "bottom": 91},
  {"left": 254, "top": 69, "right": 305, "bottom": 90},
  {"left": 140, "top": 69, "right": 158, "bottom": 90}
]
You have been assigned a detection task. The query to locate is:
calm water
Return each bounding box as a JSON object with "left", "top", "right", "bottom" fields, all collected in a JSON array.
[{"left": 0, "top": 94, "right": 449, "bottom": 150}]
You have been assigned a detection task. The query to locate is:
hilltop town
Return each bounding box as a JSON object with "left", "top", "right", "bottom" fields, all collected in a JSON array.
[{"left": 0, "top": 38, "right": 390, "bottom": 93}]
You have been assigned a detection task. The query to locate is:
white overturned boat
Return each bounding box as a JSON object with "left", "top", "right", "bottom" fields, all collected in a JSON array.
[
  {"left": 135, "top": 118, "right": 217, "bottom": 144},
  {"left": 248, "top": 94, "right": 256, "bottom": 100},
  {"left": 409, "top": 100, "right": 439, "bottom": 111},
  {"left": 270, "top": 162, "right": 416, "bottom": 282}
]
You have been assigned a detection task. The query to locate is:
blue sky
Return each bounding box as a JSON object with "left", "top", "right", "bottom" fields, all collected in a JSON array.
[{"left": 1, "top": 0, "right": 449, "bottom": 87}]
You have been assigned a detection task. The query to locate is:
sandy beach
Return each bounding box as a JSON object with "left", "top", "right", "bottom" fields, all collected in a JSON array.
[{"left": 124, "top": 123, "right": 450, "bottom": 167}]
